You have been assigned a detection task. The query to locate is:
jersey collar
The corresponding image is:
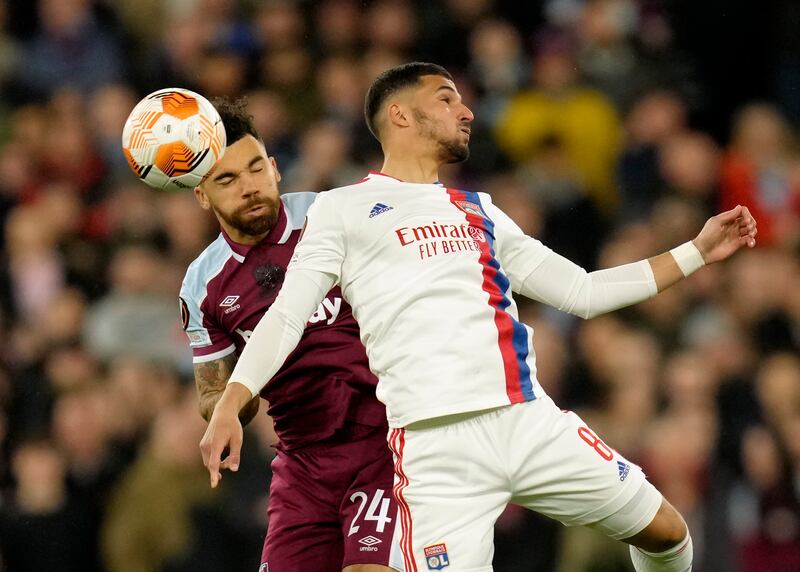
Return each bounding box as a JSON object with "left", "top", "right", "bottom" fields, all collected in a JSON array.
[
  {"left": 366, "top": 171, "right": 444, "bottom": 186},
  {"left": 220, "top": 200, "right": 290, "bottom": 262}
]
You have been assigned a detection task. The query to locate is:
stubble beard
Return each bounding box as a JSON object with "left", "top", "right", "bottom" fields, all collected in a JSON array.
[{"left": 413, "top": 108, "right": 470, "bottom": 164}]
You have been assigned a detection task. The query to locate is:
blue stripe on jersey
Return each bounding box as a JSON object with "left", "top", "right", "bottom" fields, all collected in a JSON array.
[
  {"left": 180, "top": 234, "right": 232, "bottom": 329},
  {"left": 465, "top": 191, "right": 535, "bottom": 401}
]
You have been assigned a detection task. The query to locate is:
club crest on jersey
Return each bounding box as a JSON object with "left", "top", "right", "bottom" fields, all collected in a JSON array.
[
  {"left": 467, "top": 226, "right": 486, "bottom": 242},
  {"left": 617, "top": 460, "right": 630, "bottom": 481},
  {"left": 369, "top": 202, "right": 393, "bottom": 218},
  {"left": 424, "top": 543, "right": 450, "bottom": 570},
  {"left": 454, "top": 200, "right": 483, "bottom": 216}
]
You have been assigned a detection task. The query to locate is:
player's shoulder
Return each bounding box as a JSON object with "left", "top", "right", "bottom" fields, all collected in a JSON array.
[
  {"left": 280, "top": 191, "right": 318, "bottom": 223},
  {"left": 323, "top": 173, "right": 385, "bottom": 198},
  {"left": 293, "top": 178, "right": 374, "bottom": 221},
  {"left": 181, "top": 234, "right": 233, "bottom": 300},
  {"left": 475, "top": 191, "right": 494, "bottom": 207}
]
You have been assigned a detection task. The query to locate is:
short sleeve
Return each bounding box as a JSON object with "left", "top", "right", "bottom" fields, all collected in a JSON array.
[
  {"left": 288, "top": 190, "right": 346, "bottom": 281},
  {"left": 179, "top": 288, "right": 235, "bottom": 363}
]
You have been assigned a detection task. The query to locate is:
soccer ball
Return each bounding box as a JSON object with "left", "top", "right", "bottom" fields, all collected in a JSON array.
[{"left": 122, "top": 88, "right": 226, "bottom": 191}]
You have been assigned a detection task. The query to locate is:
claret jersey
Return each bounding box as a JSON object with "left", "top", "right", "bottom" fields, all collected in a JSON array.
[
  {"left": 180, "top": 192, "right": 386, "bottom": 449},
  {"left": 289, "top": 173, "right": 552, "bottom": 427}
]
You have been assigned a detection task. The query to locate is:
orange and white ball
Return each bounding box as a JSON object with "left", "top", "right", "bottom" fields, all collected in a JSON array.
[{"left": 122, "top": 88, "right": 226, "bottom": 191}]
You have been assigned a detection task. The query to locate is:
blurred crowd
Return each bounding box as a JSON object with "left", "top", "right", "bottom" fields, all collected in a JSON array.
[{"left": 0, "top": 0, "right": 798, "bottom": 571}]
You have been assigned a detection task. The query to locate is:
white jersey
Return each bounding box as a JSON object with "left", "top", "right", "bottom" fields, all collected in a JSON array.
[
  {"left": 290, "top": 173, "right": 550, "bottom": 427},
  {"left": 231, "top": 172, "right": 658, "bottom": 428}
]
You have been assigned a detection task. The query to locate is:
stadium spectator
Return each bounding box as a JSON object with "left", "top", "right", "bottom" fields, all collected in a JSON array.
[
  {"left": 720, "top": 103, "right": 800, "bottom": 248},
  {"left": 0, "top": 2, "right": 797, "bottom": 570},
  {"left": 495, "top": 28, "right": 622, "bottom": 214}
]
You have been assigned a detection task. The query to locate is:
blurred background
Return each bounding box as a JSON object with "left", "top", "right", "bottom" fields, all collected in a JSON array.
[{"left": 0, "top": 0, "right": 798, "bottom": 570}]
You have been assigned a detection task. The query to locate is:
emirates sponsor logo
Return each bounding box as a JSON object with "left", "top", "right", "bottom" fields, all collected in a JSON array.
[{"left": 395, "top": 220, "right": 487, "bottom": 260}]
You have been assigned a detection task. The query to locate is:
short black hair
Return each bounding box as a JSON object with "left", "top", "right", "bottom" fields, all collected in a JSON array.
[
  {"left": 364, "top": 62, "right": 453, "bottom": 141},
  {"left": 211, "top": 97, "right": 261, "bottom": 146}
]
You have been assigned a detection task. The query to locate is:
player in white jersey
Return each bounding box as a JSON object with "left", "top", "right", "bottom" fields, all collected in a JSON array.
[{"left": 200, "top": 63, "right": 758, "bottom": 572}]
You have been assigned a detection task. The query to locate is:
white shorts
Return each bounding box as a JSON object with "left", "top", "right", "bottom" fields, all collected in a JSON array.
[{"left": 387, "top": 396, "right": 662, "bottom": 572}]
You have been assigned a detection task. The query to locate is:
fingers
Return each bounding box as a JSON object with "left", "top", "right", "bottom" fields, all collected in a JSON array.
[
  {"left": 207, "top": 445, "right": 223, "bottom": 488},
  {"left": 225, "top": 426, "right": 243, "bottom": 472},
  {"left": 199, "top": 416, "right": 244, "bottom": 488},
  {"left": 739, "top": 234, "right": 756, "bottom": 248},
  {"left": 736, "top": 206, "right": 757, "bottom": 241},
  {"left": 717, "top": 204, "right": 743, "bottom": 223},
  {"left": 199, "top": 429, "right": 225, "bottom": 488}
]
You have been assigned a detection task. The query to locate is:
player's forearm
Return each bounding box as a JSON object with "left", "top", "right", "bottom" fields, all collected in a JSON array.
[
  {"left": 214, "top": 381, "right": 258, "bottom": 419},
  {"left": 520, "top": 252, "right": 658, "bottom": 319},
  {"left": 199, "top": 389, "right": 221, "bottom": 422},
  {"left": 647, "top": 241, "right": 705, "bottom": 293},
  {"left": 229, "top": 268, "right": 335, "bottom": 396},
  {"left": 194, "top": 353, "right": 259, "bottom": 424},
  {"left": 200, "top": 388, "right": 260, "bottom": 425},
  {"left": 520, "top": 241, "right": 707, "bottom": 318}
]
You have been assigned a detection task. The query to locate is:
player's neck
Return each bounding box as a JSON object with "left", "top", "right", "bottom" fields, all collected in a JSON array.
[{"left": 380, "top": 151, "right": 440, "bottom": 184}]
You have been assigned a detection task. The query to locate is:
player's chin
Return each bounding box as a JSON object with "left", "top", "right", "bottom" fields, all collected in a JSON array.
[
  {"left": 234, "top": 210, "right": 278, "bottom": 235},
  {"left": 443, "top": 143, "right": 470, "bottom": 164}
]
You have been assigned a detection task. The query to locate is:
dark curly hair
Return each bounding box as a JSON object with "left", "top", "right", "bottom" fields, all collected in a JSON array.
[{"left": 211, "top": 97, "right": 261, "bottom": 146}]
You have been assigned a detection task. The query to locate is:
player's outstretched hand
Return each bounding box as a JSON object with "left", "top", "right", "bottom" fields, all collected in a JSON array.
[
  {"left": 199, "top": 383, "right": 251, "bottom": 488},
  {"left": 693, "top": 205, "right": 757, "bottom": 265}
]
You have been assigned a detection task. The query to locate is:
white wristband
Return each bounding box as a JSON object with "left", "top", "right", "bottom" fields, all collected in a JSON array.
[{"left": 670, "top": 241, "right": 705, "bottom": 277}]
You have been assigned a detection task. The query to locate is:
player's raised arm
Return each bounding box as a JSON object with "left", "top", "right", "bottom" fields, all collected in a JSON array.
[{"left": 489, "top": 199, "right": 757, "bottom": 319}]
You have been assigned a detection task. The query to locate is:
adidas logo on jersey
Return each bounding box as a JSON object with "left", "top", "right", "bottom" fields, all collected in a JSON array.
[
  {"left": 369, "top": 203, "right": 393, "bottom": 218},
  {"left": 617, "top": 460, "right": 630, "bottom": 481}
]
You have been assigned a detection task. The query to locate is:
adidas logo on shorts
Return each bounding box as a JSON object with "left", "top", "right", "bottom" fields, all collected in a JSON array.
[{"left": 617, "top": 460, "right": 630, "bottom": 481}]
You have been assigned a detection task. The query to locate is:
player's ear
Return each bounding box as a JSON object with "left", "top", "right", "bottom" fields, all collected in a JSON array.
[
  {"left": 270, "top": 156, "right": 281, "bottom": 183},
  {"left": 194, "top": 185, "right": 211, "bottom": 210},
  {"left": 388, "top": 102, "right": 409, "bottom": 129}
]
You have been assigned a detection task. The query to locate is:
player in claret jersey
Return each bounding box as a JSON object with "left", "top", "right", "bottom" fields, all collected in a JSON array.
[
  {"left": 201, "top": 65, "right": 758, "bottom": 572},
  {"left": 180, "top": 98, "right": 402, "bottom": 572}
]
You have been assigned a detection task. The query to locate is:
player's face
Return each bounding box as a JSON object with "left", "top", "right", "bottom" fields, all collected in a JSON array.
[
  {"left": 196, "top": 135, "right": 282, "bottom": 243},
  {"left": 410, "top": 75, "right": 474, "bottom": 164}
]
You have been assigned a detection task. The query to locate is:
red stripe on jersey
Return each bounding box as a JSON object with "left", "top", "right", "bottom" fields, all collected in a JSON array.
[
  {"left": 389, "top": 428, "right": 417, "bottom": 572},
  {"left": 446, "top": 188, "right": 523, "bottom": 402}
]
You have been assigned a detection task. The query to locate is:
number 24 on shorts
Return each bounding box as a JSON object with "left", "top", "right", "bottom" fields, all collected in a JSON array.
[
  {"left": 578, "top": 426, "right": 615, "bottom": 461},
  {"left": 348, "top": 488, "right": 393, "bottom": 535}
]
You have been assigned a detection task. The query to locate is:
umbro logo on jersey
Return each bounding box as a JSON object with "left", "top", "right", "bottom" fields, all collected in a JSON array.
[
  {"left": 358, "top": 536, "right": 382, "bottom": 547},
  {"left": 358, "top": 536, "right": 382, "bottom": 552},
  {"left": 220, "top": 295, "right": 239, "bottom": 307},
  {"left": 617, "top": 460, "right": 630, "bottom": 481},
  {"left": 369, "top": 203, "right": 393, "bottom": 218},
  {"left": 220, "top": 295, "right": 241, "bottom": 314}
]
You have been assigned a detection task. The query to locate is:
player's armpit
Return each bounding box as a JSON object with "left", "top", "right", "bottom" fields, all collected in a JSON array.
[{"left": 194, "top": 353, "right": 260, "bottom": 425}]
